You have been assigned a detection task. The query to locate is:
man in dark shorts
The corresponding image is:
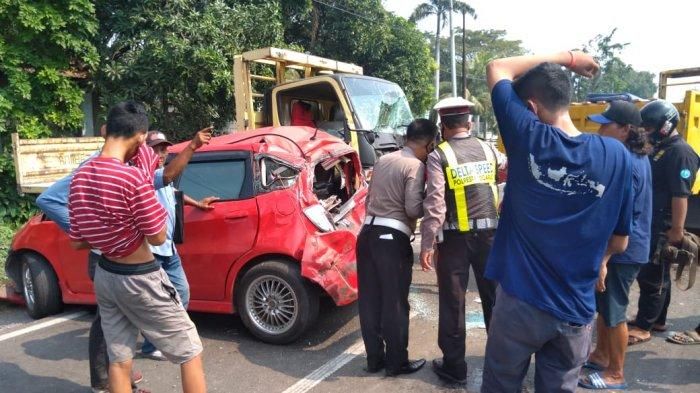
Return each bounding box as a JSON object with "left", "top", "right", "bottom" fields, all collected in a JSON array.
[
  {"left": 579, "top": 101, "right": 652, "bottom": 390},
  {"left": 68, "top": 101, "right": 206, "bottom": 393}
]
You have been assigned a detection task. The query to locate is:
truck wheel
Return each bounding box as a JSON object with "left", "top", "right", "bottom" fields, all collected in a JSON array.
[
  {"left": 22, "top": 255, "right": 62, "bottom": 319},
  {"left": 236, "top": 260, "right": 319, "bottom": 344}
]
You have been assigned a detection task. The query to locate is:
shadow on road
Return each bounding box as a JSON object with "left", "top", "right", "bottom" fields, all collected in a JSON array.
[
  {"left": 21, "top": 327, "right": 90, "bottom": 362},
  {"left": 191, "top": 297, "right": 360, "bottom": 378},
  {"left": 0, "top": 361, "right": 88, "bottom": 393}
]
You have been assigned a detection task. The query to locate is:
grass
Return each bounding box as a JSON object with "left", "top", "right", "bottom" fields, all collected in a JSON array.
[{"left": 0, "top": 223, "right": 17, "bottom": 284}]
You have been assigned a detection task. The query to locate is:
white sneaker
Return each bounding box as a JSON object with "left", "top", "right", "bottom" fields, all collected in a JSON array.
[{"left": 141, "top": 349, "right": 167, "bottom": 361}]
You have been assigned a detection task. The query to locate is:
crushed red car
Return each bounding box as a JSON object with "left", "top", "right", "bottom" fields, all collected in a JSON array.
[{"left": 3, "top": 127, "right": 367, "bottom": 343}]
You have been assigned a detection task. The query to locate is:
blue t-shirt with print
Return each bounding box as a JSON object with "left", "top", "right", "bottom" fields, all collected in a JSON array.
[
  {"left": 610, "top": 153, "right": 652, "bottom": 264},
  {"left": 485, "top": 80, "right": 634, "bottom": 325}
]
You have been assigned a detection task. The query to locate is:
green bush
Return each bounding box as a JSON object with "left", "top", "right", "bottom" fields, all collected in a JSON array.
[{"left": 0, "top": 223, "right": 17, "bottom": 283}]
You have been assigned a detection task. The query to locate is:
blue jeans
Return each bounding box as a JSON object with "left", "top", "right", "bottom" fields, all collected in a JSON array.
[{"left": 141, "top": 251, "right": 190, "bottom": 354}]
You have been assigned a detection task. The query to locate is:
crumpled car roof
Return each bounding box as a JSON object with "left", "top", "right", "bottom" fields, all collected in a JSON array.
[{"left": 169, "top": 126, "right": 355, "bottom": 165}]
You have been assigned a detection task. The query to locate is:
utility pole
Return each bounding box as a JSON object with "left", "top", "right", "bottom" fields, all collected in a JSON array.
[
  {"left": 449, "top": 0, "right": 457, "bottom": 97},
  {"left": 462, "top": 10, "right": 467, "bottom": 98}
]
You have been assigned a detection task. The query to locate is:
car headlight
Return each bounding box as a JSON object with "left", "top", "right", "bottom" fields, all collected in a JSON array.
[{"left": 303, "top": 204, "right": 334, "bottom": 232}]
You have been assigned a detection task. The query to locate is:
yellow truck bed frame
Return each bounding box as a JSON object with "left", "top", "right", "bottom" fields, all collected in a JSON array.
[{"left": 233, "top": 47, "right": 362, "bottom": 130}]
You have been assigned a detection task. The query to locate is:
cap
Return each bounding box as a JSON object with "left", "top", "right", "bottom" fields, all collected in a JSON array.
[
  {"left": 146, "top": 130, "right": 173, "bottom": 147},
  {"left": 433, "top": 97, "right": 475, "bottom": 116},
  {"left": 587, "top": 100, "right": 642, "bottom": 127}
]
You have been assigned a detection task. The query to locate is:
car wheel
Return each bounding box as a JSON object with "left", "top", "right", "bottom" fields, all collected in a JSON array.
[
  {"left": 236, "top": 260, "right": 319, "bottom": 344},
  {"left": 21, "top": 255, "right": 62, "bottom": 319}
]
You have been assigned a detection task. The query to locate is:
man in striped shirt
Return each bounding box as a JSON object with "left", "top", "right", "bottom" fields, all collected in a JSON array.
[{"left": 69, "top": 101, "right": 206, "bottom": 393}]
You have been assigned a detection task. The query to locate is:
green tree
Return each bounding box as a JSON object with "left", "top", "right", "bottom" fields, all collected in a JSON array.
[
  {"left": 572, "top": 29, "right": 656, "bottom": 100},
  {"left": 285, "top": 0, "right": 435, "bottom": 114},
  {"left": 434, "top": 29, "right": 526, "bottom": 126},
  {"left": 452, "top": 1, "right": 476, "bottom": 97},
  {"left": 94, "top": 0, "right": 284, "bottom": 139},
  {"left": 410, "top": 0, "right": 451, "bottom": 100},
  {"left": 0, "top": 0, "right": 98, "bottom": 224}
]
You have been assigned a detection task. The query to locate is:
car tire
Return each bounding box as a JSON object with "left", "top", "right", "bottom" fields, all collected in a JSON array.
[
  {"left": 236, "top": 260, "right": 319, "bottom": 344},
  {"left": 21, "top": 255, "right": 63, "bottom": 319}
]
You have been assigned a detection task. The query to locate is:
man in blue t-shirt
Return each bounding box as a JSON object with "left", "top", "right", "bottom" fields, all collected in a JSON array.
[
  {"left": 481, "top": 52, "right": 634, "bottom": 392},
  {"left": 578, "top": 101, "right": 652, "bottom": 390}
]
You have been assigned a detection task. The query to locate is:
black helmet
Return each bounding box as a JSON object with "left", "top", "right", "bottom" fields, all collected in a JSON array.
[{"left": 640, "top": 99, "right": 680, "bottom": 136}]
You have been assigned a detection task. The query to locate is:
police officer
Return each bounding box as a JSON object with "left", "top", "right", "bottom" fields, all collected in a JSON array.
[
  {"left": 420, "top": 97, "right": 501, "bottom": 385},
  {"left": 357, "top": 119, "right": 438, "bottom": 377},
  {"left": 628, "top": 99, "right": 700, "bottom": 345}
]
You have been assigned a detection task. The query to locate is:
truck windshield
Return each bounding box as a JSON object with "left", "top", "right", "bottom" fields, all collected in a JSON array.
[{"left": 343, "top": 77, "right": 413, "bottom": 135}]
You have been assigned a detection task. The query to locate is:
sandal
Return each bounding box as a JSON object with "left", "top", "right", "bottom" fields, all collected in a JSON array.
[
  {"left": 666, "top": 330, "right": 700, "bottom": 345},
  {"left": 627, "top": 333, "right": 651, "bottom": 346},
  {"left": 578, "top": 372, "right": 628, "bottom": 390}
]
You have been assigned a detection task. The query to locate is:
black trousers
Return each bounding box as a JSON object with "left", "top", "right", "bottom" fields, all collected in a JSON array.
[
  {"left": 436, "top": 229, "right": 496, "bottom": 380},
  {"left": 87, "top": 251, "right": 110, "bottom": 389},
  {"left": 635, "top": 227, "right": 672, "bottom": 331},
  {"left": 356, "top": 225, "right": 413, "bottom": 373}
]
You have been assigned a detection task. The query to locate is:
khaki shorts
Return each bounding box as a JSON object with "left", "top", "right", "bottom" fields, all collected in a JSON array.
[{"left": 94, "top": 259, "right": 203, "bottom": 364}]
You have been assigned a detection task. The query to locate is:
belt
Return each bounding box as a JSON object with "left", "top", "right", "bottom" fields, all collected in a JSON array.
[
  {"left": 443, "top": 217, "right": 498, "bottom": 231},
  {"left": 363, "top": 215, "right": 412, "bottom": 238},
  {"left": 98, "top": 256, "right": 160, "bottom": 276}
]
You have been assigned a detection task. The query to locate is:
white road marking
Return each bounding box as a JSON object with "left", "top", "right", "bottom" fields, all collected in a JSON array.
[
  {"left": 0, "top": 311, "right": 89, "bottom": 343},
  {"left": 282, "top": 311, "right": 420, "bottom": 393}
]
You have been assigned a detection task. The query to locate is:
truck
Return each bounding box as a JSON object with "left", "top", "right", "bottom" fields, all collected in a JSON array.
[
  {"left": 10, "top": 48, "right": 414, "bottom": 194},
  {"left": 233, "top": 47, "right": 413, "bottom": 170},
  {"left": 567, "top": 67, "right": 700, "bottom": 231}
]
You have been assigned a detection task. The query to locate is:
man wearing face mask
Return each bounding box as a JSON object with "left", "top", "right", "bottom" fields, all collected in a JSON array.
[
  {"left": 628, "top": 99, "right": 700, "bottom": 346},
  {"left": 420, "top": 97, "right": 502, "bottom": 385},
  {"left": 357, "top": 118, "right": 437, "bottom": 377}
]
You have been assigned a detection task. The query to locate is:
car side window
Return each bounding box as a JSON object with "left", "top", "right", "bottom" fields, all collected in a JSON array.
[
  {"left": 178, "top": 160, "right": 247, "bottom": 201},
  {"left": 260, "top": 157, "right": 298, "bottom": 190}
]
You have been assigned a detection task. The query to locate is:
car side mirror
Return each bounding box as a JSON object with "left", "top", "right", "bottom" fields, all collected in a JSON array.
[{"left": 364, "top": 131, "right": 376, "bottom": 145}]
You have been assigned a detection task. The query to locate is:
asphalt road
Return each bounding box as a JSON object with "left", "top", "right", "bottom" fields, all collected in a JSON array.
[{"left": 1, "top": 248, "right": 698, "bottom": 393}]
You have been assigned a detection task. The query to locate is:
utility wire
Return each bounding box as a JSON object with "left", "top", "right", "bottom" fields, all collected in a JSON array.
[{"left": 311, "top": 0, "right": 377, "bottom": 22}]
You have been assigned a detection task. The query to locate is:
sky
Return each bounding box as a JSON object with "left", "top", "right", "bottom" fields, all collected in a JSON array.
[{"left": 382, "top": 0, "right": 700, "bottom": 100}]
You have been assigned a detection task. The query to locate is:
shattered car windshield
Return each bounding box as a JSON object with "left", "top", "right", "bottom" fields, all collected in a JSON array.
[{"left": 343, "top": 77, "right": 413, "bottom": 135}]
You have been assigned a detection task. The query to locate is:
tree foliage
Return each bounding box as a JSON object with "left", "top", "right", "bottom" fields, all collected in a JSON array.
[
  {"left": 94, "top": 0, "right": 285, "bottom": 139},
  {"left": 0, "top": 0, "right": 99, "bottom": 225},
  {"left": 572, "top": 29, "right": 656, "bottom": 100},
  {"left": 434, "top": 29, "right": 526, "bottom": 125},
  {"left": 283, "top": 0, "right": 435, "bottom": 115},
  {"left": 0, "top": 0, "right": 98, "bottom": 139}
]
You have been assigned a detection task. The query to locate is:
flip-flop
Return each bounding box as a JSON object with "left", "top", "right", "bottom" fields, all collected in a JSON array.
[
  {"left": 582, "top": 361, "right": 605, "bottom": 371},
  {"left": 578, "top": 372, "right": 628, "bottom": 390},
  {"left": 627, "top": 334, "right": 651, "bottom": 346},
  {"left": 666, "top": 330, "right": 700, "bottom": 345}
]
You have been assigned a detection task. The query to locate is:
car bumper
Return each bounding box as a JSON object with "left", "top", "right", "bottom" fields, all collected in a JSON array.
[{"left": 300, "top": 230, "right": 358, "bottom": 306}]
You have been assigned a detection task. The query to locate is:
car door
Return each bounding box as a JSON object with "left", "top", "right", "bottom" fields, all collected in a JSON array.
[{"left": 174, "top": 151, "right": 258, "bottom": 302}]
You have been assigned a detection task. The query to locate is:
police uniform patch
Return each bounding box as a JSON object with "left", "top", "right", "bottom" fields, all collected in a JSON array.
[{"left": 681, "top": 169, "right": 691, "bottom": 179}]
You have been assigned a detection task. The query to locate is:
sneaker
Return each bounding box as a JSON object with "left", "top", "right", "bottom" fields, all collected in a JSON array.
[{"left": 140, "top": 349, "right": 167, "bottom": 361}]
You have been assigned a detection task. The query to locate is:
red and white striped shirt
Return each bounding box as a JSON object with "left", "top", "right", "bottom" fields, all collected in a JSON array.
[{"left": 68, "top": 147, "right": 166, "bottom": 259}]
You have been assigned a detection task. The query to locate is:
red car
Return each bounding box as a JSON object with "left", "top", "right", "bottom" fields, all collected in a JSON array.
[{"left": 3, "top": 127, "right": 367, "bottom": 343}]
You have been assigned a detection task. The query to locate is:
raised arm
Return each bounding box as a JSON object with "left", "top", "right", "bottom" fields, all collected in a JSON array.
[
  {"left": 162, "top": 126, "right": 213, "bottom": 184},
  {"left": 486, "top": 51, "right": 599, "bottom": 91}
]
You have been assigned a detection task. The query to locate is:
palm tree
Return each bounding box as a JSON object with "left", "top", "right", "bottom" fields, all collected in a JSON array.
[
  {"left": 452, "top": 1, "right": 476, "bottom": 98},
  {"left": 410, "top": 0, "right": 452, "bottom": 100}
]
